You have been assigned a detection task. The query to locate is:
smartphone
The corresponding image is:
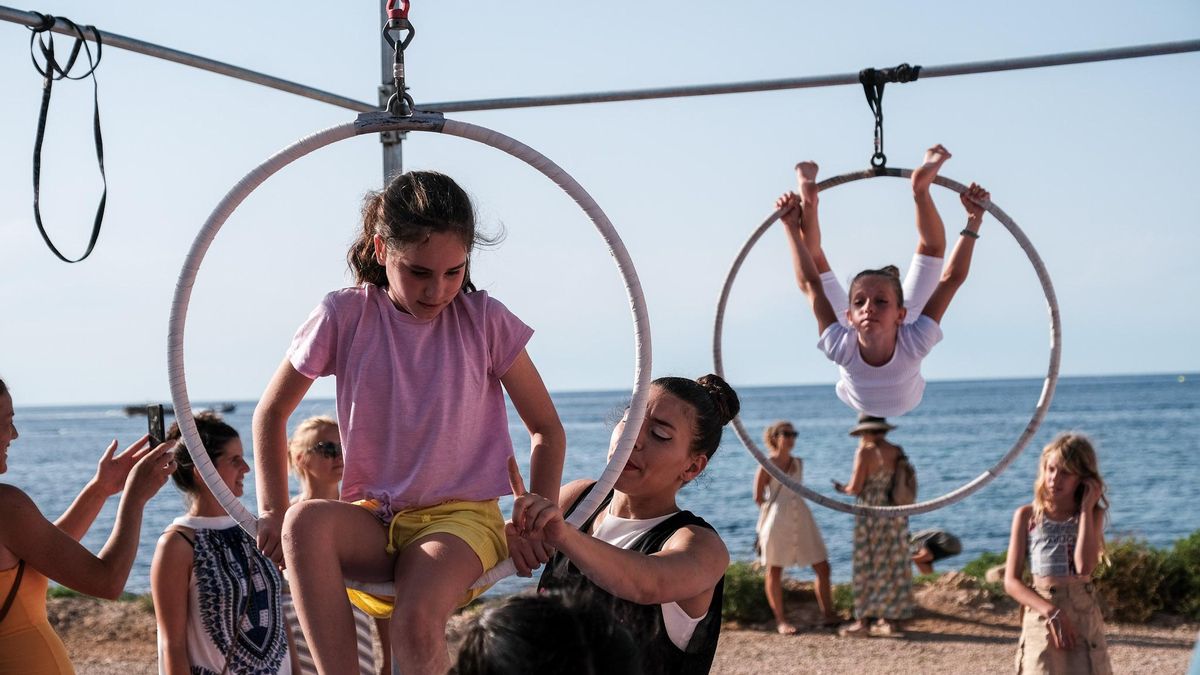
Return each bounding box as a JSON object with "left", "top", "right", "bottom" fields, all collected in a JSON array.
[{"left": 147, "top": 404, "right": 166, "bottom": 446}]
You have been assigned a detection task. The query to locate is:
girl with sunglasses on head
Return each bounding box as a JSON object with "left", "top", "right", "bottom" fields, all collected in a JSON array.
[
  {"left": 287, "top": 416, "right": 344, "bottom": 505},
  {"left": 284, "top": 416, "right": 388, "bottom": 675},
  {"left": 753, "top": 421, "right": 836, "bottom": 634}
]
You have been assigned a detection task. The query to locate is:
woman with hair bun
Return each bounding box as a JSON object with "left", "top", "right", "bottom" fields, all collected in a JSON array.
[
  {"left": 150, "top": 412, "right": 297, "bottom": 674},
  {"left": 524, "top": 374, "right": 739, "bottom": 675}
]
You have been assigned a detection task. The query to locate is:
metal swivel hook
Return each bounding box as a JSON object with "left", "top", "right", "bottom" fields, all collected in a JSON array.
[{"left": 382, "top": 0, "right": 415, "bottom": 117}]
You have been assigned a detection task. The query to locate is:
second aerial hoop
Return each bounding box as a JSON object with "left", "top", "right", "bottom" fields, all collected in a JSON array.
[{"left": 713, "top": 167, "right": 1061, "bottom": 516}]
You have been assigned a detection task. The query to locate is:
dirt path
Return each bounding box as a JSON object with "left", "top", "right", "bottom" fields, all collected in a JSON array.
[{"left": 50, "top": 574, "right": 1198, "bottom": 674}]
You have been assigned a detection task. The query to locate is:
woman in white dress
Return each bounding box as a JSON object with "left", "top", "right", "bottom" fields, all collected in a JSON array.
[{"left": 753, "top": 421, "right": 837, "bottom": 634}]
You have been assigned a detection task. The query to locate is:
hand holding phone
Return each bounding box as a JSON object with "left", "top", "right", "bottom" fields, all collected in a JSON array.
[
  {"left": 831, "top": 479, "right": 845, "bottom": 494},
  {"left": 147, "top": 404, "right": 166, "bottom": 446}
]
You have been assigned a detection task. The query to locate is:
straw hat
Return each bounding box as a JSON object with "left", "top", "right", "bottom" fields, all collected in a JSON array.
[{"left": 848, "top": 413, "right": 896, "bottom": 436}]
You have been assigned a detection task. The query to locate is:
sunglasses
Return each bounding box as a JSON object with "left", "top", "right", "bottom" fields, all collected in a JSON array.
[
  {"left": 308, "top": 440, "right": 342, "bottom": 459},
  {"left": 778, "top": 430, "right": 799, "bottom": 438}
]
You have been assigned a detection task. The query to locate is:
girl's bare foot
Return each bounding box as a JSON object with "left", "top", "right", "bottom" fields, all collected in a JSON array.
[
  {"left": 872, "top": 619, "right": 906, "bottom": 638},
  {"left": 816, "top": 613, "right": 841, "bottom": 627},
  {"left": 911, "top": 144, "right": 951, "bottom": 194},
  {"left": 776, "top": 621, "right": 799, "bottom": 635},
  {"left": 838, "top": 620, "right": 870, "bottom": 638},
  {"left": 795, "top": 161, "right": 820, "bottom": 205}
]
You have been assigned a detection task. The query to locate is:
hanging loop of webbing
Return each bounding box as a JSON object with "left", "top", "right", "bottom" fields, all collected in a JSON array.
[
  {"left": 27, "top": 13, "right": 108, "bottom": 264},
  {"left": 382, "top": 2, "right": 416, "bottom": 117},
  {"left": 858, "top": 62, "right": 921, "bottom": 169}
]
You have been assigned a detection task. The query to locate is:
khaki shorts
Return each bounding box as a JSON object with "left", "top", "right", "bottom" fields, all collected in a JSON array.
[
  {"left": 345, "top": 498, "right": 507, "bottom": 618},
  {"left": 1016, "top": 579, "right": 1111, "bottom": 674}
]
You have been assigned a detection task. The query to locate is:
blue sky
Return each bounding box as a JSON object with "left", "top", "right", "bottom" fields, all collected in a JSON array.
[{"left": 1, "top": 1, "right": 1198, "bottom": 406}]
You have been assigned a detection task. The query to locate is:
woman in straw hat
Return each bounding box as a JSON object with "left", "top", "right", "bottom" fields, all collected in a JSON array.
[{"left": 832, "top": 414, "right": 914, "bottom": 638}]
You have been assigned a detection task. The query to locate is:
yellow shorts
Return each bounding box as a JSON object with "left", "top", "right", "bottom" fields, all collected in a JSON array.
[{"left": 345, "top": 498, "right": 507, "bottom": 617}]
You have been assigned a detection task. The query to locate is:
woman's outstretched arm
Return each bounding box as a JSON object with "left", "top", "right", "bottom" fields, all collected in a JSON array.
[
  {"left": 55, "top": 437, "right": 149, "bottom": 541},
  {"left": 0, "top": 442, "right": 174, "bottom": 599}
]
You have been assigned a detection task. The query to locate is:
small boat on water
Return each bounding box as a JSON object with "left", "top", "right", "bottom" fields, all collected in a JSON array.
[{"left": 123, "top": 403, "right": 237, "bottom": 416}]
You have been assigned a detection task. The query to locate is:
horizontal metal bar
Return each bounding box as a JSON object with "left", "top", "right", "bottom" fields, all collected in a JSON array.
[
  {"left": 0, "top": 5, "right": 376, "bottom": 112},
  {"left": 3, "top": 7, "right": 1197, "bottom": 115},
  {"left": 418, "top": 39, "right": 1200, "bottom": 113}
]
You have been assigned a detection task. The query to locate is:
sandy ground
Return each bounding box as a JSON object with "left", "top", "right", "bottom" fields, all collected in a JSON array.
[{"left": 49, "top": 574, "right": 1198, "bottom": 674}]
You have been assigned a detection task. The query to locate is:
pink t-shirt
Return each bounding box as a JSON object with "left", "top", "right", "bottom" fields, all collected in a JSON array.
[{"left": 287, "top": 284, "right": 533, "bottom": 512}]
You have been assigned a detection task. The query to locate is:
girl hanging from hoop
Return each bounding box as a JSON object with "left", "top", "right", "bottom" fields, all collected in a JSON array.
[
  {"left": 778, "top": 144, "right": 990, "bottom": 417},
  {"left": 252, "top": 170, "right": 566, "bottom": 674}
]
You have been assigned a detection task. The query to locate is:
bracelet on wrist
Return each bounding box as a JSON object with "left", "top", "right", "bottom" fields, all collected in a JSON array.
[{"left": 960, "top": 228, "right": 980, "bottom": 239}]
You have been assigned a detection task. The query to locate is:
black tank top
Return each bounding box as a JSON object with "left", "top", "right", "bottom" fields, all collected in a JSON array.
[{"left": 537, "top": 484, "right": 724, "bottom": 675}]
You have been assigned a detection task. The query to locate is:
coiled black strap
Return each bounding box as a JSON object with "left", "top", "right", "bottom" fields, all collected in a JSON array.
[{"left": 28, "top": 13, "right": 107, "bottom": 263}]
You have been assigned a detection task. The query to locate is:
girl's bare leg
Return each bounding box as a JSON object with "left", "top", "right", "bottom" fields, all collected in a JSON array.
[
  {"left": 283, "top": 500, "right": 393, "bottom": 675},
  {"left": 812, "top": 560, "right": 837, "bottom": 622},
  {"left": 910, "top": 145, "right": 951, "bottom": 258},
  {"left": 795, "top": 162, "right": 833, "bottom": 274},
  {"left": 390, "top": 533, "right": 484, "bottom": 673},
  {"left": 764, "top": 565, "right": 797, "bottom": 634}
]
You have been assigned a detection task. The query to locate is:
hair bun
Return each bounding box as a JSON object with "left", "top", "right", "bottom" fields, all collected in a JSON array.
[
  {"left": 880, "top": 265, "right": 901, "bottom": 279},
  {"left": 696, "top": 374, "right": 740, "bottom": 426}
]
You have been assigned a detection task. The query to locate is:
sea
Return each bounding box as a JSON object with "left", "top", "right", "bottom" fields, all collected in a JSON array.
[{"left": 5, "top": 373, "right": 1197, "bottom": 598}]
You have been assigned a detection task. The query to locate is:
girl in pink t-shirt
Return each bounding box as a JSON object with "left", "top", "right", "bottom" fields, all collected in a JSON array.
[{"left": 253, "top": 170, "right": 566, "bottom": 674}]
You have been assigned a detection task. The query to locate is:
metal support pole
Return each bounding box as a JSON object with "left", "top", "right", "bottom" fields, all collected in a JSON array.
[{"left": 379, "top": 3, "right": 404, "bottom": 182}]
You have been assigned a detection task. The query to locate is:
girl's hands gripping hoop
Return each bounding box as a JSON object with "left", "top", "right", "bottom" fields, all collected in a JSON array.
[{"left": 505, "top": 456, "right": 555, "bottom": 576}]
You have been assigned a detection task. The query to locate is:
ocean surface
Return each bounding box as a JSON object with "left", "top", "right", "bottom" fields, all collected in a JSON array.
[{"left": 5, "top": 373, "right": 1197, "bottom": 598}]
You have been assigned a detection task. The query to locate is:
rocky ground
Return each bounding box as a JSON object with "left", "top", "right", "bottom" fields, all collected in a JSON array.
[{"left": 50, "top": 573, "right": 1198, "bottom": 674}]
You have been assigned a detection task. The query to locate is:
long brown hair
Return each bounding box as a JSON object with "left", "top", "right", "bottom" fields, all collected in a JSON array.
[{"left": 346, "top": 171, "right": 500, "bottom": 292}]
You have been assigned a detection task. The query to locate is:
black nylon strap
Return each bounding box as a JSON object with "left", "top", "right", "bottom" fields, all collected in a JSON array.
[
  {"left": 28, "top": 14, "right": 107, "bottom": 264},
  {"left": 858, "top": 63, "right": 921, "bottom": 169},
  {"left": 0, "top": 560, "right": 26, "bottom": 625}
]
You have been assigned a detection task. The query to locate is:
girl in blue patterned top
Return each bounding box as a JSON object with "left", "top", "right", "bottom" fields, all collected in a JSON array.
[{"left": 151, "top": 412, "right": 297, "bottom": 675}]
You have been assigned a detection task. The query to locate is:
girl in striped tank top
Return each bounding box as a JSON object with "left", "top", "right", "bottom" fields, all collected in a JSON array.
[{"left": 1004, "top": 433, "right": 1112, "bottom": 674}]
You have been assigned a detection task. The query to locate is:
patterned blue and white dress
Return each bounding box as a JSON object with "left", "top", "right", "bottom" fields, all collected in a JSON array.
[{"left": 156, "top": 515, "right": 292, "bottom": 675}]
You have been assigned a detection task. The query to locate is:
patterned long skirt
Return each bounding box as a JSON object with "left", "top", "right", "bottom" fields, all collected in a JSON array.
[{"left": 852, "top": 470, "right": 915, "bottom": 620}]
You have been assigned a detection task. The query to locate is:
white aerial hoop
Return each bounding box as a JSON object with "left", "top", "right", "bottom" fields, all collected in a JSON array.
[
  {"left": 713, "top": 167, "right": 1061, "bottom": 516},
  {"left": 168, "top": 110, "right": 653, "bottom": 594}
]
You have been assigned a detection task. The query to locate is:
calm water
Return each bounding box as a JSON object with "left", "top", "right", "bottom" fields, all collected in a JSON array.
[{"left": 5, "top": 373, "right": 1197, "bottom": 596}]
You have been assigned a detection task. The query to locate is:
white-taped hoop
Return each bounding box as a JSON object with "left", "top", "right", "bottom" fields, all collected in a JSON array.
[
  {"left": 169, "top": 111, "right": 652, "bottom": 595},
  {"left": 713, "top": 167, "right": 1061, "bottom": 516}
]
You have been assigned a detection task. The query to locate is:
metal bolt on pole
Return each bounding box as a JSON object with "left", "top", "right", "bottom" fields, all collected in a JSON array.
[{"left": 379, "top": 2, "right": 404, "bottom": 182}]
